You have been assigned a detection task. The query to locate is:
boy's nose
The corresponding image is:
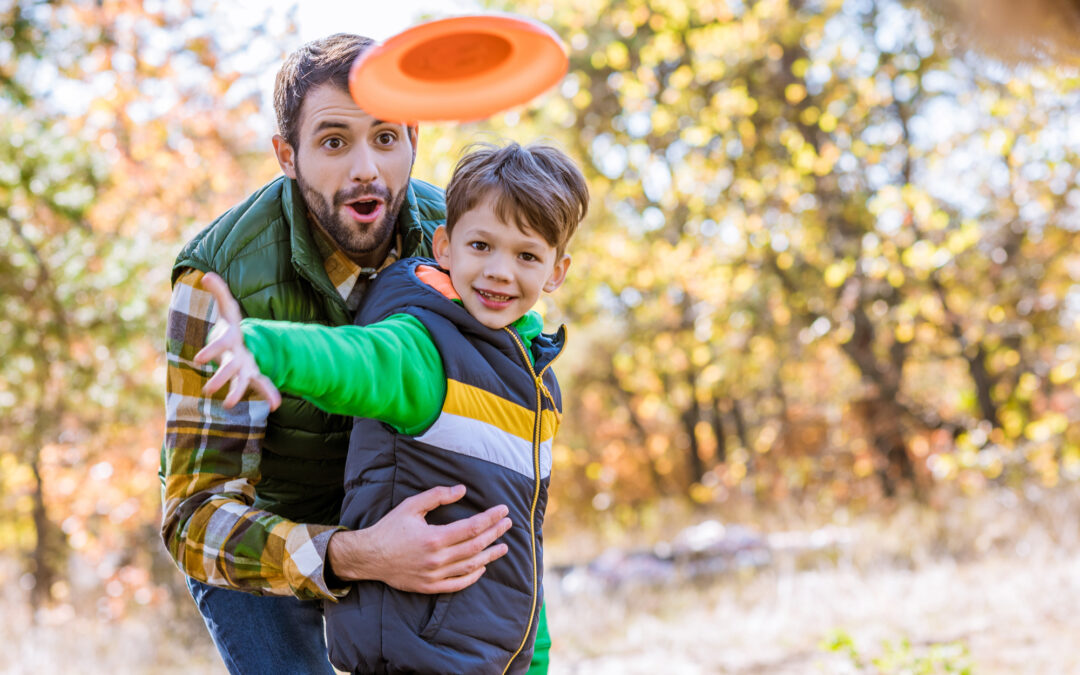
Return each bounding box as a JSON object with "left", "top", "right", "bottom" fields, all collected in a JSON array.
[{"left": 484, "top": 254, "right": 513, "bottom": 281}]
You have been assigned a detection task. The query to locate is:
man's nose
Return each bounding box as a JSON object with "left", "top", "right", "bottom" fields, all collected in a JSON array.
[{"left": 349, "top": 145, "right": 378, "bottom": 183}]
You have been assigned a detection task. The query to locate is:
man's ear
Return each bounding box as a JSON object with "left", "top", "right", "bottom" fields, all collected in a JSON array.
[
  {"left": 543, "top": 254, "right": 571, "bottom": 293},
  {"left": 432, "top": 225, "right": 451, "bottom": 268},
  {"left": 272, "top": 134, "right": 298, "bottom": 179}
]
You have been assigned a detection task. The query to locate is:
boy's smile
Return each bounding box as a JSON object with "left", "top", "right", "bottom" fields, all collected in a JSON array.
[{"left": 433, "top": 196, "right": 570, "bottom": 330}]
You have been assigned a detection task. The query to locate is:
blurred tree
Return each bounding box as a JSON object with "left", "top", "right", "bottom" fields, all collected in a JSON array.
[
  {"left": 464, "top": 0, "right": 1080, "bottom": 514},
  {"left": 0, "top": 0, "right": 282, "bottom": 607},
  {"left": 4, "top": 0, "right": 1080, "bottom": 611}
]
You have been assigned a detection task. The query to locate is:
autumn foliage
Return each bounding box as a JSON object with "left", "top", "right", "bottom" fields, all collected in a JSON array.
[{"left": 3, "top": 0, "right": 1080, "bottom": 629}]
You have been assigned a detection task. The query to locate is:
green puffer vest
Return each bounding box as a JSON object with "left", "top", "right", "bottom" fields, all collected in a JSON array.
[{"left": 172, "top": 175, "right": 444, "bottom": 524}]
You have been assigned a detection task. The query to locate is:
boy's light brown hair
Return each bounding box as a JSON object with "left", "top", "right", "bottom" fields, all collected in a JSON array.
[{"left": 445, "top": 142, "right": 589, "bottom": 257}]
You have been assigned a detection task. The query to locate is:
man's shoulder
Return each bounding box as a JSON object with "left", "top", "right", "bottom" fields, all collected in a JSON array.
[
  {"left": 409, "top": 178, "right": 446, "bottom": 222},
  {"left": 409, "top": 177, "right": 445, "bottom": 205},
  {"left": 173, "top": 177, "right": 292, "bottom": 284}
]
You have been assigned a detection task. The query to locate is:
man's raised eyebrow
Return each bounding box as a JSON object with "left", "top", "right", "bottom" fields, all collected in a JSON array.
[{"left": 313, "top": 120, "right": 350, "bottom": 133}]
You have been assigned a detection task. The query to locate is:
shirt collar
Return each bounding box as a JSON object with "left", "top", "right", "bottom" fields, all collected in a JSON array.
[{"left": 310, "top": 220, "right": 402, "bottom": 304}]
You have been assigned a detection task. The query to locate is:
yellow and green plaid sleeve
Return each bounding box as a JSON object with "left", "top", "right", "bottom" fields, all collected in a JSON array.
[{"left": 160, "top": 268, "right": 346, "bottom": 601}]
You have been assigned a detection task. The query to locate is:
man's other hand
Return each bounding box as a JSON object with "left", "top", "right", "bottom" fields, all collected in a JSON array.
[{"left": 327, "top": 485, "right": 512, "bottom": 593}]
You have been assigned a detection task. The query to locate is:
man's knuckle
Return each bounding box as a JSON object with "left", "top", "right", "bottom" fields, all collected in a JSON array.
[
  {"left": 429, "top": 550, "right": 449, "bottom": 569},
  {"left": 420, "top": 534, "right": 440, "bottom": 553}
]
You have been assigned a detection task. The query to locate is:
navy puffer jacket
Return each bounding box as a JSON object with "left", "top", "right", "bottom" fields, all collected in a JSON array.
[{"left": 324, "top": 258, "right": 563, "bottom": 675}]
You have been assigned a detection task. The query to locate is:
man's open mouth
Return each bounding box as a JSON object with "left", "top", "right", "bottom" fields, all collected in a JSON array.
[
  {"left": 345, "top": 198, "right": 385, "bottom": 222},
  {"left": 349, "top": 199, "right": 381, "bottom": 216}
]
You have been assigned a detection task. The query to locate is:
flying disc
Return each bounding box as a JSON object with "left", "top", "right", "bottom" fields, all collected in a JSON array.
[{"left": 348, "top": 14, "right": 568, "bottom": 123}]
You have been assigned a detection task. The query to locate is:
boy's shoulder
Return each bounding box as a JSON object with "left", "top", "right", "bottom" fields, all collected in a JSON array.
[{"left": 361, "top": 257, "right": 461, "bottom": 322}]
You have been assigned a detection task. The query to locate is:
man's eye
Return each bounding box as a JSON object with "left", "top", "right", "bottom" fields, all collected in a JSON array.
[
  {"left": 323, "top": 138, "right": 344, "bottom": 150},
  {"left": 375, "top": 131, "right": 396, "bottom": 146}
]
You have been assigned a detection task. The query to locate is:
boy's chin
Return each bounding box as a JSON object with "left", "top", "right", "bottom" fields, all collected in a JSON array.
[{"left": 473, "top": 309, "right": 522, "bottom": 331}]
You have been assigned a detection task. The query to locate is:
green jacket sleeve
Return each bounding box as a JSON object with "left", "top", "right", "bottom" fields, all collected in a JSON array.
[{"left": 240, "top": 313, "right": 445, "bottom": 435}]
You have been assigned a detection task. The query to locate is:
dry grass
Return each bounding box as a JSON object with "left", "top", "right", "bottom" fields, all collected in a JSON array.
[
  {"left": 545, "top": 485, "right": 1080, "bottom": 674},
  {"left": 4, "top": 485, "right": 1080, "bottom": 673},
  {"left": 1, "top": 572, "right": 223, "bottom": 674}
]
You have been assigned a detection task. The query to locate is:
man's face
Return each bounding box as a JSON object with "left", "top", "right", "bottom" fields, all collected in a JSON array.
[
  {"left": 275, "top": 83, "right": 415, "bottom": 265},
  {"left": 433, "top": 195, "right": 570, "bottom": 330}
]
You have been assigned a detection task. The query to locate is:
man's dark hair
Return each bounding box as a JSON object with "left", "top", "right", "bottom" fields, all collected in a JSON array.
[
  {"left": 446, "top": 142, "right": 589, "bottom": 257},
  {"left": 274, "top": 33, "right": 374, "bottom": 149}
]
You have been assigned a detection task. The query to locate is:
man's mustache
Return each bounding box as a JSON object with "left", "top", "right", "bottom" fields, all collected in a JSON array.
[{"left": 335, "top": 184, "right": 392, "bottom": 206}]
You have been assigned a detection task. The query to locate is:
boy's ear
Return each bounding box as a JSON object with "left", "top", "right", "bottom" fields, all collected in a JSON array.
[
  {"left": 543, "top": 254, "right": 571, "bottom": 293},
  {"left": 272, "top": 134, "right": 297, "bottom": 179},
  {"left": 432, "top": 226, "right": 451, "bottom": 267}
]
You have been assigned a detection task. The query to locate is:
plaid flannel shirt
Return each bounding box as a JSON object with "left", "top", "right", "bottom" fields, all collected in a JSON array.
[{"left": 161, "top": 230, "right": 401, "bottom": 600}]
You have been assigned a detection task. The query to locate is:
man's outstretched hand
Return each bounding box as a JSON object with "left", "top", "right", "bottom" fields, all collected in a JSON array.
[
  {"left": 194, "top": 272, "right": 282, "bottom": 411},
  {"left": 328, "top": 485, "right": 512, "bottom": 593}
]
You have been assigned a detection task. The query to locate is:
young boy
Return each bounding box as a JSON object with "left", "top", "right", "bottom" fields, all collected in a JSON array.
[{"left": 197, "top": 141, "right": 588, "bottom": 674}]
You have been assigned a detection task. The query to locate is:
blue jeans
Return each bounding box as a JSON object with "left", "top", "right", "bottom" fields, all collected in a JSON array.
[{"left": 185, "top": 577, "right": 336, "bottom": 675}]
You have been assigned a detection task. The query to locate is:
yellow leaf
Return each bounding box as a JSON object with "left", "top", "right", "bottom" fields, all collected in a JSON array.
[
  {"left": 785, "top": 83, "right": 807, "bottom": 104},
  {"left": 824, "top": 262, "right": 848, "bottom": 287}
]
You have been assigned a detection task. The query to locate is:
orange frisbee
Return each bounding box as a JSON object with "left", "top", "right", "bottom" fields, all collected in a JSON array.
[{"left": 348, "top": 14, "right": 568, "bottom": 123}]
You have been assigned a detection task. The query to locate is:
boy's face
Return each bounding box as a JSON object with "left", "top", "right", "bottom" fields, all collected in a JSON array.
[{"left": 433, "top": 195, "right": 570, "bottom": 330}]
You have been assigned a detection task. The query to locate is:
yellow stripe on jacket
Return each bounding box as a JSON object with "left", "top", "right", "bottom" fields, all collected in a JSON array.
[{"left": 414, "top": 379, "right": 558, "bottom": 479}]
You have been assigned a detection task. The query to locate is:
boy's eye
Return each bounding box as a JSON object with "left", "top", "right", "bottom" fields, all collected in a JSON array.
[
  {"left": 469, "top": 241, "right": 489, "bottom": 251},
  {"left": 520, "top": 252, "right": 539, "bottom": 262}
]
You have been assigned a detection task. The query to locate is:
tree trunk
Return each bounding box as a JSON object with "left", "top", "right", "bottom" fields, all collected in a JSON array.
[
  {"left": 712, "top": 398, "right": 728, "bottom": 464},
  {"left": 607, "top": 372, "right": 667, "bottom": 496},
  {"left": 842, "top": 301, "right": 916, "bottom": 497},
  {"left": 29, "top": 454, "right": 58, "bottom": 607},
  {"left": 680, "top": 389, "right": 706, "bottom": 486}
]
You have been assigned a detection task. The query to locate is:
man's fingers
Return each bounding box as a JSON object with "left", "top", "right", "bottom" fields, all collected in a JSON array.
[
  {"left": 423, "top": 565, "right": 487, "bottom": 595},
  {"left": 433, "top": 504, "right": 511, "bottom": 547},
  {"left": 401, "top": 484, "right": 469, "bottom": 517},
  {"left": 203, "top": 359, "right": 241, "bottom": 396},
  {"left": 200, "top": 272, "right": 243, "bottom": 324},
  {"left": 434, "top": 541, "right": 509, "bottom": 581},
  {"left": 223, "top": 371, "right": 251, "bottom": 409},
  {"left": 253, "top": 375, "right": 282, "bottom": 411},
  {"left": 430, "top": 515, "right": 511, "bottom": 569},
  {"left": 194, "top": 334, "right": 230, "bottom": 366}
]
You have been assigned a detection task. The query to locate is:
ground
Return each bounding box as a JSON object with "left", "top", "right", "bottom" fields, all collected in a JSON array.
[{"left": 6, "top": 486, "right": 1078, "bottom": 673}]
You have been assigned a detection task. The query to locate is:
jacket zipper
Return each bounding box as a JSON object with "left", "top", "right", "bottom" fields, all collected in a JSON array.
[{"left": 501, "top": 327, "right": 562, "bottom": 674}]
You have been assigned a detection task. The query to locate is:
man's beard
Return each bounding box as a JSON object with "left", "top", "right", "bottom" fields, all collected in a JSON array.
[{"left": 294, "top": 160, "right": 409, "bottom": 261}]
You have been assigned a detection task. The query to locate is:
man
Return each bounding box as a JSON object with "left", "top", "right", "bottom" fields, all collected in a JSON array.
[{"left": 161, "top": 34, "right": 549, "bottom": 673}]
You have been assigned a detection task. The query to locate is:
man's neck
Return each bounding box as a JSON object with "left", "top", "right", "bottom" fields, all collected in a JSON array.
[
  {"left": 350, "top": 233, "right": 396, "bottom": 272},
  {"left": 308, "top": 212, "right": 396, "bottom": 272}
]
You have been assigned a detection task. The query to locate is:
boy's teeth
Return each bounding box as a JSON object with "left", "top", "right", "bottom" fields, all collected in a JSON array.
[{"left": 480, "top": 290, "right": 511, "bottom": 301}]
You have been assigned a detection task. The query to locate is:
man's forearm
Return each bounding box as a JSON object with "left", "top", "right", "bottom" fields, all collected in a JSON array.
[
  {"left": 160, "top": 466, "right": 345, "bottom": 599},
  {"left": 161, "top": 268, "right": 346, "bottom": 600}
]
